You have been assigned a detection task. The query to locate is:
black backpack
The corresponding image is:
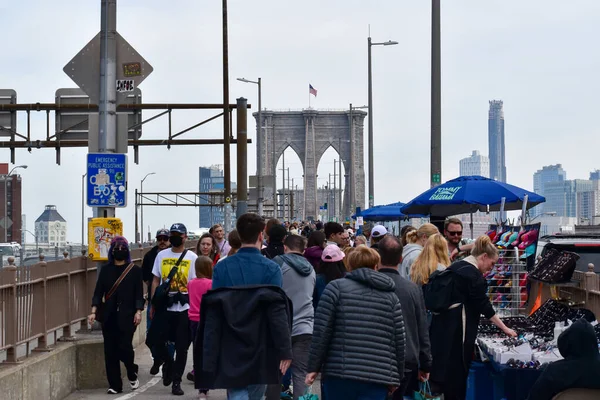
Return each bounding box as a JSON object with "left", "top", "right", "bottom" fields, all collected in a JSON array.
[{"left": 422, "top": 266, "right": 464, "bottom": 313}]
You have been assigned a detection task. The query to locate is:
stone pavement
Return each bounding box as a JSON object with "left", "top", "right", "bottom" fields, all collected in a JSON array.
[{"left": 64, "top": 344, "right": 321, "bottom": 400}]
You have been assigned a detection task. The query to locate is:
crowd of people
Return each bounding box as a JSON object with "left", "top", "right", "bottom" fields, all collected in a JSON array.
[{"left": 88, "top": 216, "right": 600, "bottom": 400}]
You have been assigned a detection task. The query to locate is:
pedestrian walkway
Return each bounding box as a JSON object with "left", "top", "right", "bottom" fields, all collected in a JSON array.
[
  {"left": 64, "top": 344, "right": 321, "bottom": 399},
  {"left": 64, "top": 345, "right": 227, "bottom": 400}
]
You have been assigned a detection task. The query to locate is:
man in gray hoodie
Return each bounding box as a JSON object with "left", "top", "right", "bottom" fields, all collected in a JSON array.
[{"left": 271, "top": 234, "right": 316, "bottom": 400}]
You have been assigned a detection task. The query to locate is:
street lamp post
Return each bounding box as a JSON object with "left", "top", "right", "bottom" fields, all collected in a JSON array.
[
  {"left": 368, "top": 37, "right": 397, "bottom": 208},
  {"left": 237, "top": 77, "right": 263, "bottom": 216},
  {"left": 81, "top": 173, "right": 86, "bottom": 249},
  {"left": 21, "top": 229, "right": 38, "bottom": 253},
  {"left": 4, "top": 165, "right": 27, "bottom": 243},
  {"left": 140, "top": 172, "right": 156, "bottom": 246}
]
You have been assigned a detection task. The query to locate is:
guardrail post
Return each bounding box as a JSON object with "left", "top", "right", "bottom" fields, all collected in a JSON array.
[
  {"left": 4, "top": 265, "right": 18, "bottom": 363},
  {"left": 585, "top": 263, "right": 596, "bottom": 304},
  {"left": 62, "top": 264, "right": 74, "bottom": 340},
  {"left": 34, "top": 262, "right": 50, "bottom": 352}
]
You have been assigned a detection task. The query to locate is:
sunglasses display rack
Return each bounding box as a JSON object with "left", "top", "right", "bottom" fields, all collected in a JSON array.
[
  {"left": 477, "top": 300, "right": 597, "bottom": 369},
  {"left": 486, "top": 248, "right": 529, "bottom": 317}
]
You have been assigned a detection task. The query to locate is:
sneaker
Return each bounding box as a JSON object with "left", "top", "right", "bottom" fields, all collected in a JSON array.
[
  {"left": 128, "top": 364, "right": 139, "bottom": 390},
  {"left": 187, "top": 370, "right": 195, "bottom": 382},
  {"left": 150, "top": 359, "right": 163, "bottom": 375},
  {"left": 129, "top": 378, "right": 140, "bottom": 390},
  {"left": 172, "top": 382, "right": 184, "bottom": 396},
  {"left": 162, "top": 361, "right": 173, "bottom": 386},
  {"left": 107, "top": 388, "right": 122, "bottom": 394}
]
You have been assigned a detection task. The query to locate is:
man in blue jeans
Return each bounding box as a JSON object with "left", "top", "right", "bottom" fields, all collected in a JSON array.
[{"left": 211, "top": 213, "right": 292, "bottom": 400}]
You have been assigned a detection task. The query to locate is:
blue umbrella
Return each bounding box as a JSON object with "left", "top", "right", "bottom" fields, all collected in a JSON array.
[
  {"left": 353, "top": 202, "right": 424, "bottom": 221},
  {"left": 360, "top": 202, "right": 407, "bottom": 221},
  {"left": 400, "top": 176, "right": 545, "bottom": 216}
]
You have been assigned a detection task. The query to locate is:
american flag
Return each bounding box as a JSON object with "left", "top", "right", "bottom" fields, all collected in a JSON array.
[{"left": 309, "top": 84, "right": 317, "bottom": 97}]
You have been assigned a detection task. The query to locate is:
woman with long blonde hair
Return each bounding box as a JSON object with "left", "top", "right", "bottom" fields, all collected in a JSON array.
[
  {"left": 400, "top": 223, "right": 439, "bottom": 278},
  {"left": 410, "top": 234, "right": 450, "bottom": 286}
]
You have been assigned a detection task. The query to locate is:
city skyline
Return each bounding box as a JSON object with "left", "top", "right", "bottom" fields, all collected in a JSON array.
[{"left": 2, "top": 1, "right": 600, "bottom": 241}]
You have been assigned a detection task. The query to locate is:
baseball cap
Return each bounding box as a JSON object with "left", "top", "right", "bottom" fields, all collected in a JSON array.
[
  {"left": 156, "top": 228, "right": 170, "bottom": 238},
  {"left": 371, "top": 225, "right": 388, "bottom": 238},
  {"left": 321, "top": 245, "right": 345, "bottom": 262},
  {"left": 169, "top": 223, "right": 187, "bottom": 235}
]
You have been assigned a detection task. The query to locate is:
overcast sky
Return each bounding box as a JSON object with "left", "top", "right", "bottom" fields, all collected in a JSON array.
[{"left": 1, "top": 0, "right": 599, "bottom": 243}]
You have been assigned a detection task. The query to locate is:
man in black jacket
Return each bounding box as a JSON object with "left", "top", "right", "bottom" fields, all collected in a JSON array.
[
  {"left": 376, "top": 235, "right": 432, "bottom": 399},
  {"left": 195, "top": 286, "right": 293, "bottom": 398},
  {"left": 528, "top": 318, "right": 600, "bottom": 400},
  {"left": 141, "top": 228, "right": 170, "bottom": 374}
]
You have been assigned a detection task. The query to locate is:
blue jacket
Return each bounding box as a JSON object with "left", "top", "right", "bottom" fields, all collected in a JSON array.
[{"left": 212, "top": 247, "right": 282, "bottom": 289}]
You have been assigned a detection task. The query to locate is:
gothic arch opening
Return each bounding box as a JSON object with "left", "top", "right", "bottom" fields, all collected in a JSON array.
[
  {"left": 316, "top": 146, "right": 347, "bottom": 223},
  {"left": 275, "top": 146, "right": 303, "bottom": 221}
]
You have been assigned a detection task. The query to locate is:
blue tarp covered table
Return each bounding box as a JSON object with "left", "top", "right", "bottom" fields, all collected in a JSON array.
[{"left": 468, "top": 348, "right": 542, "bottom": 400}]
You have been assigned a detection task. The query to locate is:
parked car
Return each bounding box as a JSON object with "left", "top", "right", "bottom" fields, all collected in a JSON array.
[{"left": 537, "top": 234, "right": 600, "bottom": 273}]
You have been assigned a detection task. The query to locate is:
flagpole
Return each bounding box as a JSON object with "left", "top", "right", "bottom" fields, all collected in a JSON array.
[{"left": 308, "top": 85, "right": 311, "bottom": 109}]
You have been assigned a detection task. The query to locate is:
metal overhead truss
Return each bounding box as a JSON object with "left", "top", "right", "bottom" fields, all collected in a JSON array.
[
  {"left": 0, "top": 102, "right": 251, "bottom": 164},
  {"left": 136, "top": 191, "right": 237, "bottom": 208}
]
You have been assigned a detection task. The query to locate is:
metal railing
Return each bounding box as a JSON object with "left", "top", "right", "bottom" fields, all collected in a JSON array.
[{"left": 0, "top": 242, "right": 197, "bottom": 363}]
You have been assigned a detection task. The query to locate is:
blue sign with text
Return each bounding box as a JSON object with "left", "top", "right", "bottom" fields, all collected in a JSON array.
[{"left": 87, "top": 153, "right": 127, "bottom": 207}]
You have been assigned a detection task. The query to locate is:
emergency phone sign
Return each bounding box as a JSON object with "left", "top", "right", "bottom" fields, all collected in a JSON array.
[{"left": 86, "top": 153, "right": 128, "bottom": 207}]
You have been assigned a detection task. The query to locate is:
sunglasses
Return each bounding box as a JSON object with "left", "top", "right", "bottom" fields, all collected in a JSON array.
[
  {"left": 157, "top": 237, "right": 169, "bottom": 242},
  {"left": 447, "top": 231, "right": 462, "bottom": 236}
]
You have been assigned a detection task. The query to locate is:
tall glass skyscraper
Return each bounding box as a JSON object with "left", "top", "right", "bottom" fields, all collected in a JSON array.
[
  {"left": 532, "top": 164, "right": 567, "bottom": 216},
  {"left": 199, "top": 166, "right": 225, "bottom": 228},
  {"left": 488, "top": 100, "right": 506, "bottom": 183}
]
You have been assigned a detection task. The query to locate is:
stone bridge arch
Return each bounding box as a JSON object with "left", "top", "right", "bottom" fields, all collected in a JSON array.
[{"left": 254, "top": 108, "right": 366, "bottom": 220}]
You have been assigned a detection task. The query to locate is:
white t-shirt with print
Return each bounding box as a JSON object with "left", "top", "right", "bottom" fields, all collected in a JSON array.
[{"left": 152, "top": 248, "right": 198, "bottom": 312}]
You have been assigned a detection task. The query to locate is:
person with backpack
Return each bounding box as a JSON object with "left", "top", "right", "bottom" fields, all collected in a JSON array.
[{"left": 427, "top": 235, "right": 516, "bottom": 400}]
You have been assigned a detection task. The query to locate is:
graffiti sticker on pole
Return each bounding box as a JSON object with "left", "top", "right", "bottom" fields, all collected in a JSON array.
[
  {"left": 116, "top": 79, "right": 135, "bottom": 92},
  {"left": 87, "top": 153, "right": 127, "bottom": 207}
]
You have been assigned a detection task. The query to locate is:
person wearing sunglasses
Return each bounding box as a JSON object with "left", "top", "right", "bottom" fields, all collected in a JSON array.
[{"left": 444, "top": 218, "right": 474, "bottom": 261}]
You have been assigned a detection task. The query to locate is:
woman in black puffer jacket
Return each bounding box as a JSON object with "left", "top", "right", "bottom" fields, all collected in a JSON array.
[{"left": 305, "top": 246, "right": 406, "bottom": 400}]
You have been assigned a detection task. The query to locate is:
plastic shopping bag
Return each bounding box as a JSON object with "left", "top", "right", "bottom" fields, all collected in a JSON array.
[
  {"left": 414, "top": 381, "right": 443, "bottom": 400},
  {"left": 298, "top": 385, "right": 319, "bottom": 400}
]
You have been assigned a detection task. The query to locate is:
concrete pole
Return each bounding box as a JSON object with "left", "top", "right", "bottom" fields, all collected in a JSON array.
[
  {"left": 349, "top": 104, "right": 355, "bottom": 218},
  {"left": 236, "top": 97, "right": 248, "bottom": 218},
  {"left": 222, "top": 0, "right": 232, "bottom": 232},
  {"left": 257, "top": 78, "right": 263, "bottom": 216},
  {"left": 431, "top": 0, "right": 442, "bottom": 188},
  {"left": 367, "top": 36, "right": 374, "bottom": 208},
  {"left": 96, "top": 0, "right": 117, "bottom": 240}
]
